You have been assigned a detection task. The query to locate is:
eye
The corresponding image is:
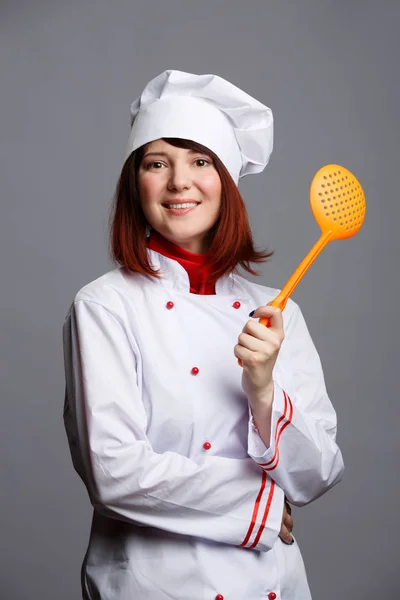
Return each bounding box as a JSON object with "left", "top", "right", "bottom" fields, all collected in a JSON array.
[
  {"left": 145, "top": 161, "right": 166, "bottom": 170},
  {"left": 194, "top": 158, "right": 211, "bottom": 167}
]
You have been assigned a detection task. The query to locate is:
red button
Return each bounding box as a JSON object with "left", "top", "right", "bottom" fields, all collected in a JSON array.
[
  {"left": 191, "top": 367, "right": 199, "bottom": 375},
  {"left": 216, "top": 595, "right": 224, "bottom": 600},
  {"left": 203, "top": 441, "right": 212, "bottom": 450},
  {"left": 166, "top": 301, "right": 174, "bottom": 309},
  {"left": 233, "top": 301, "right": 241, "bottom": 309},
  {"left": 268, "top": 593, "right": 277, "bottom": 600}
]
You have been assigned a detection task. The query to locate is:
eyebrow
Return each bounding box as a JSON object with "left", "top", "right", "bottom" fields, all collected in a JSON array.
[{"left": 143, "top": 150, "right": 209, "bottom": 159}]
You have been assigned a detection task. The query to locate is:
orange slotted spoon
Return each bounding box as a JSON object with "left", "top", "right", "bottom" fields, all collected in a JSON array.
[{"left": 238, "top": 164, "right": 366, "bottom": 366}]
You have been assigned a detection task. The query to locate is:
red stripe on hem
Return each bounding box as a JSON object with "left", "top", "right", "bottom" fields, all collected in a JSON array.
[{"left": 239, "top": 471, "right": 267, "bottom": 547}]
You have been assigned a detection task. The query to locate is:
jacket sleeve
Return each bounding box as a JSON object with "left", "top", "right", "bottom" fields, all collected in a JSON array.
[
  {"left": 247, "top": 300, "right": 345, "bottom": 506},
  {"left": 63, "top": 299, "right": 284, "bottom": 552}
]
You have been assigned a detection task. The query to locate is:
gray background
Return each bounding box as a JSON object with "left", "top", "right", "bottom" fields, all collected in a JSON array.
[{"left": 1, "top": 0, "right": 399, "bottom": 598}]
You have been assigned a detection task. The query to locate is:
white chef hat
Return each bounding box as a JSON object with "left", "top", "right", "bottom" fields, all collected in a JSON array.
[{"left": 126, "top": 69, "right": 273, "bottom": 185}]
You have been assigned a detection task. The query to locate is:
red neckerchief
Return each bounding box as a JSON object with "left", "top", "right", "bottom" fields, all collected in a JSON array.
[{"left": 147, "top": 230, "right": 216, "bottom": 295}]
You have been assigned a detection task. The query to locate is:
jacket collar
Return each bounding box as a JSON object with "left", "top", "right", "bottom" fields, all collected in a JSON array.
[{"left": 146, "top": 248, "right": 249, "bottom": 299}]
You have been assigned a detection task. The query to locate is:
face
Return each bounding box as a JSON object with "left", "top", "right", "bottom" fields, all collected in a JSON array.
[{"left": 136, "top": 139, "right": 222, "bottom": 254}]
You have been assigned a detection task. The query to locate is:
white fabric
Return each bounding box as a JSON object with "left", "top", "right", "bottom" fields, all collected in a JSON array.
[
  {"left": 63, "top": 251, "right": 344, "bottom": 600},
  {"left": 126, "top": 70, "right": 274, "bottom": 184}
]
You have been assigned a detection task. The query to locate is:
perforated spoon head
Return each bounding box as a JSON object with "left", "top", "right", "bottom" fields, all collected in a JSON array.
[{"left": 310, "top": 164, "right": 366, "bottom": 240}]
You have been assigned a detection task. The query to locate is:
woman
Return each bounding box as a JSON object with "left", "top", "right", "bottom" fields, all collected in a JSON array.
[{"left": 63, "top": 70, "right": 344, "bottom": 600}]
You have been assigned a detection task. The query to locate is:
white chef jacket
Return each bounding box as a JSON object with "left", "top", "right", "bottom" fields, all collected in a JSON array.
[{"left": 63, "top": 248, "right": 344, "bottom": 600}]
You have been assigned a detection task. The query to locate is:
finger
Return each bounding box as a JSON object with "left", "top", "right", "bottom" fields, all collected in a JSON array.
[
  {"left": 284, "top": 499, "right": 292, "bottom": 516},
  {"left": 238, "top": 332, "right": 265, "bottom": 352},
  {"left": 249, "top": 304, "right": 282, "bottom": 324},
  {"left": 283, "top": 513, "right": 294, "bottom": 532},
  {"left": 242, "top": 319, "right": 283, "bottom": 345},
  {"left": 238, "top": 331, "right": 278, "bottom": 354},
  {"left": 279, "top": 525, "right": 294, "bottom": 545},
  {"left": 234, "top": 343, "right": 260, "bottom": 363},
  {"left": 234, "top": 342, "right": 280, "bottom": 368},
  {"left": 249, "top": 305, "right": 283, "bottom": 333}
]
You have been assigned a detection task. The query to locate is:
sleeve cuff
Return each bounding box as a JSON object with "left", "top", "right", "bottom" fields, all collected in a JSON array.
[
  {"left": 248, "top": 381, "right": 293, "bottom": 465},
  {"left": 238, "top": 473, "right": 285, "bottom": 552}
]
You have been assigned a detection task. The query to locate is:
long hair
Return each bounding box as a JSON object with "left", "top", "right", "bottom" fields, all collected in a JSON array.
[{"left": 109, "top": 138, "right": 273, "bottom": 283}]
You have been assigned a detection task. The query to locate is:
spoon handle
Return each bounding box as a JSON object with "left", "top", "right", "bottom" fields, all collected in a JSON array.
[
  {"left": 237, "top": 231, "right": 332, "bottom": 367},
  {"left": 271, "top": 230, "right": 332, "bottom": 313}
]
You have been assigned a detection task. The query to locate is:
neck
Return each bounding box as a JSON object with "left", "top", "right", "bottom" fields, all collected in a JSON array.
[{"left": 148, "top": 230, "right": 209, "bottom": 264}]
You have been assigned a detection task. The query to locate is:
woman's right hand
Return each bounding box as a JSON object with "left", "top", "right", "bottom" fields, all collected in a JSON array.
[{"left": 279, "top": 499, "right": 294, "bottom": 544}]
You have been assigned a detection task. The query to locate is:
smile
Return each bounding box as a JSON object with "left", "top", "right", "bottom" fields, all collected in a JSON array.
[{"left": 163, "top": 202, "right": 200, "bottom": 209}]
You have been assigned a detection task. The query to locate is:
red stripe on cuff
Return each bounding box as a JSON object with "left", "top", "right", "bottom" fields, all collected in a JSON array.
[
  {"left": 239, "top": 471, "right": 267, "bottom": 547},
  {"left": 248, "top": 480, "right": 276, "bottom": 549},
  {"left": 258, "top": 391, "right": 289, "bottom": 467},
  {"left": 263, "top": 394, "right": 294, "bottom": 472}
]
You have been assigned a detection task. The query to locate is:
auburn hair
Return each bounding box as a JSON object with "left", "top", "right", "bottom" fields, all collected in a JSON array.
[{"left": 109, "top": 138, "right": 273, "bottom": 283}]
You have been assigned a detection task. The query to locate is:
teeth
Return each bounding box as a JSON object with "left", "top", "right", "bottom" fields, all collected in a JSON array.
[{"left": 166, "top": 203, "right": 198, "bottom": 209}]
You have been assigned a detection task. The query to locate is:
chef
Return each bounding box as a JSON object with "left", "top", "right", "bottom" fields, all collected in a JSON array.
[{"left": 63, "top": 69, "right": 344, "bottom": 599}]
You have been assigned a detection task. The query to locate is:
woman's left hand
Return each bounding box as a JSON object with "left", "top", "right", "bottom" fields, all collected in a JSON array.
[
  {"left": 234, "top": 305, "right": 284, "bottom": 406},
  {"left": 279, "top": 498, "right": 294, "bottom": 544}
]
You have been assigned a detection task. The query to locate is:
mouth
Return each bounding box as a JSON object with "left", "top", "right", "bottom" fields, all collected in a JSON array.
[{"left": 162, "top": 201, "right": 201, "bottom": 210}]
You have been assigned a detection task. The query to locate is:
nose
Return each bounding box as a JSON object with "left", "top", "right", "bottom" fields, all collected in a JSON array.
[{"left": 167, "top": 164, "right": 192, "bottom": 192}]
